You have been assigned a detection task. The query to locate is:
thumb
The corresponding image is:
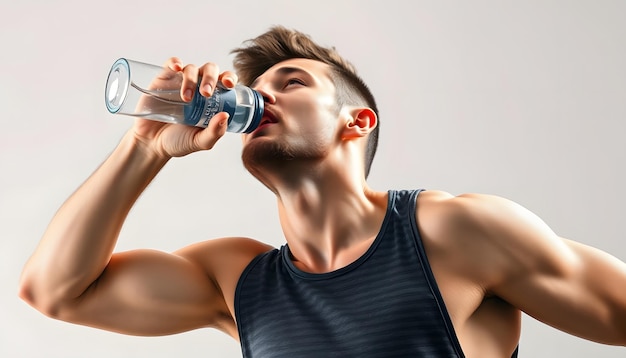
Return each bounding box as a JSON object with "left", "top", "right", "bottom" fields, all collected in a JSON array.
[{"left": 194, "top": 112, "right": 229, "bottom": 150}]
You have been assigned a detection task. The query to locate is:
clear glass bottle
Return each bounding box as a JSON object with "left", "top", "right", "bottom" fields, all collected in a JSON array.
[{"left": 105, "top": 58, "right": 264, "bottom": 133}]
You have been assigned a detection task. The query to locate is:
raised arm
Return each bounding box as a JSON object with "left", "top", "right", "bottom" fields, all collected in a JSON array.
[
  {"left": 431, "top": 192, "right": 626, "bottom": 345},
  {"left": 18, "top": 58, "right": 241, "bottom": 335}
]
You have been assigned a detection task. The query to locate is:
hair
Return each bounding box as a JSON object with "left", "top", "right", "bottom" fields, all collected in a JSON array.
[{"left": 230, "top": 26, "right": 379, "bottom": 178}]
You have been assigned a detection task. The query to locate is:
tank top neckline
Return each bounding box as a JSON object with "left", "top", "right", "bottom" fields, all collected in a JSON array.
[{"left": 280, "top": 190, "right": 398, "bottom": 280}]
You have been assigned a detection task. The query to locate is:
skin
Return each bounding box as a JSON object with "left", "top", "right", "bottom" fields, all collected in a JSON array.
[{"left": 19, "top": 57, "right": 626, "bottom": 357}]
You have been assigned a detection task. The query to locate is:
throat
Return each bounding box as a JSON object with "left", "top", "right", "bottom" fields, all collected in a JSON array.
[{"left": 282, "top": 193, "right": 389, "bottom": 274}]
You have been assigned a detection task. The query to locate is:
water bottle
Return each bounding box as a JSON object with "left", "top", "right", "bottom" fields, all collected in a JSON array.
[{"left": 105, "top": 58, "right": 264, "bottom": 133}]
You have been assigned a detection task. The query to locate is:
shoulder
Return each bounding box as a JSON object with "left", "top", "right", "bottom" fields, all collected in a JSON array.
[
  {"left": 415, "top": 190, "right": 573, "bottom": 290},
  {"left": 177, "top": 236, "right": 274, "bottom": 256},
  {"left": 175, "top": 237, "right": 275, "bottom": 317},
  {"left": 416, "top": 190, "right": 550, "bottom": 241},
  {"left": 176, "top": 237, "right": 274, "bottom": 280}
]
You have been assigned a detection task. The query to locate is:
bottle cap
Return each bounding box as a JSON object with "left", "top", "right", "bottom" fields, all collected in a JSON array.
[{"left": 245, "top": 89, "right": 264, "bottom": 133}]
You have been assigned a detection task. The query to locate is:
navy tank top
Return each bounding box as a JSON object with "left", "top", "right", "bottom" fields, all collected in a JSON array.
[{"left": 235, "top": 189, "right": 518, "bottom": 357}]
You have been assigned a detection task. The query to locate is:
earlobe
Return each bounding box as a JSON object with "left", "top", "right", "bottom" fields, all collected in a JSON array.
[{"left": 342, "top": 108, "right": 377, "bottom": 140}]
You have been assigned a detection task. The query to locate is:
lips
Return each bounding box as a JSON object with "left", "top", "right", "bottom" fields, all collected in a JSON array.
[{"left": 257, "top": 108, "right": 278, "bottom": 129}]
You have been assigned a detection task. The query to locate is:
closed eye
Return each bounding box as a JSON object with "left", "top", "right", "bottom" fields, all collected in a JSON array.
[{"left": 285, "top": 78, "right": 306, "bottom": 88}]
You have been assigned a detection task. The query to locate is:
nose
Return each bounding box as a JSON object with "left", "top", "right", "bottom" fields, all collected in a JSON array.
[{"left": 254, "top": 86, "right": 276, "bottom": 105}]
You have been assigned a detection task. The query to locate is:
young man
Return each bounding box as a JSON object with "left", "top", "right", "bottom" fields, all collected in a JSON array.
[{"left": 19, "top": 26, "right": 626, "bottom": 358}]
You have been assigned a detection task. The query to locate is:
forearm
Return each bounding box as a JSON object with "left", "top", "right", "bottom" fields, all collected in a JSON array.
[{"left": 19, "top": 131, "right": 169, "bottom": 313}]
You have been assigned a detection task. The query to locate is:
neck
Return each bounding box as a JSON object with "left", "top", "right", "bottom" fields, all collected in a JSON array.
[{"left": 267, "top": 162, "right": 387, "bottom": 273}]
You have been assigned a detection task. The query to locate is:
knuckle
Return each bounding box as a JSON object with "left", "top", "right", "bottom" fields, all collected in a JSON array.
[
  {"left": 200, "top": 63, "right": 220, "bottom": 82},
  {"left": 165, "top": 57, "right": 183, "bottom": 70},
  {"left": 219, "top": 71, "right": 238, "bottom": 87},
  {"left": 182, "top": 66, "right": 198, "bottom": 81},
  {"left": 201, "top": 62, "right": 219, "bottom": 73}
]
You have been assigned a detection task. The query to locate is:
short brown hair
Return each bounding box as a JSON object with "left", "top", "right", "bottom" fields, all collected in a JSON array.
[{"left": 231, "top": 26, "right": 379, "bottom": 178}]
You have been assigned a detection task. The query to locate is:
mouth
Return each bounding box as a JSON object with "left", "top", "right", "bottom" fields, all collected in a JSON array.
[{"left": 255, "top": 109, "right": 278, "bottom": 131}]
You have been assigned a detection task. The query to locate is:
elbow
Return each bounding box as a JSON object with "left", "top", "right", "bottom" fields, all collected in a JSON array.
[
  {"left": 17, "top": 279, "right": 36, "bottom": 308},
  {"left": 18, "top": 274, "right": 66, "bottom": 319}
]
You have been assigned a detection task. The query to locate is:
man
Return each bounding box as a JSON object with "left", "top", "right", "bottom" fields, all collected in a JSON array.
[{"left": 19, "top": 26, "right": 626, "bottom": 357}]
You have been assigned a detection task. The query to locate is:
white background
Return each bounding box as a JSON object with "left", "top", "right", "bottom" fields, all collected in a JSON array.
[{"left": 2, "top": 0, "right": 625, "bottom": 357}]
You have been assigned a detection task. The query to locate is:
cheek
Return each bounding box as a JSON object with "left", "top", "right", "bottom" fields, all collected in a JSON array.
[{"left": 286, "top": 94, "right": 339, "bottom": 138}]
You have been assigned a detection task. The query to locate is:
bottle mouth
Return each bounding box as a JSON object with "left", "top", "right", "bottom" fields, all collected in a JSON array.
[
  {"left": 245, "top": 89, "right": 265, "bottom": 133},
  {"left": 105, "top": 58, "right": 130, "bottom": 113}
]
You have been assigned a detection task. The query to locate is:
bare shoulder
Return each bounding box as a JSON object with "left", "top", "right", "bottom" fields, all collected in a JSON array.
[
  {"left": 417, "top": 189, "right": 530, "bottom": 222},
  {"left": 414, "top": 189, "right": 492, "bottom": 245},
  {"left": 176, "top": 236, "right": 275, "bottom": 264},
  {"left": 176, "top": 236, "right": 274, "bottom": 286},
  {"left": 415, "top": 190, "right": 572, "bottom": 288},
  {"left": 416, "top": 189, "right": 551, "bottom": 243},
  {"left": 175, "top": 237, "right": 274, "bottom": 319}
]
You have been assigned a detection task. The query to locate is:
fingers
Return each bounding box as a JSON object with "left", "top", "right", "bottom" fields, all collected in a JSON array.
[
  {"left": 197, "top": 67, "right": 238, "bottom": 96},
  {"left": 218, "top": 71, "right": 239, "bottom": 89},
  {"left": 164, "top": 57, "right": 184, "bottom": 72},
  {"left": 164, "top": 57, "right": 239, "bottom": 100},
  {"left": 193, "top": 112, "right": 229, "bottom": 151},
  {"left": 162, "top": 57, "right": 220, "bottom": 101},
  {"left": 197, "top": 62, "right": 221, "bottom": 97}
]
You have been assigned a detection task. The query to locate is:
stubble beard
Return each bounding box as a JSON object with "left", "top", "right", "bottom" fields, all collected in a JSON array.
[{"left": 241, "top": 137, "right": 327, "bottom": 181}]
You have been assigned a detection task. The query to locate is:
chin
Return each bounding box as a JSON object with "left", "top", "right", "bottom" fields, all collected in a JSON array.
[
  {"left": 242, "top": 139, "right": 293, "bottom": 174},
  {"left": 242, "top": 139, "right": 327, "bottom": 176}
]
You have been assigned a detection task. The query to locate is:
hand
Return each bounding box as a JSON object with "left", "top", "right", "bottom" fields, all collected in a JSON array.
[{"left": 131, "top": 57, "right": 240, "bottom": 158}]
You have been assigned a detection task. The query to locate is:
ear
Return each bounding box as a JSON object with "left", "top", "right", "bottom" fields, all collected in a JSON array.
[{"left": 341, "top": 107, "right": 377, "bottom": 140}]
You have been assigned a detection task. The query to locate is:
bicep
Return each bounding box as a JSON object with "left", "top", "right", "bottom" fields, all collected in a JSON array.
[
  {"left": 481, "top": 203, "right": 626, "bottom": 345},
  {"left": 58, "top": 249, "right": 223, "bottom": 336}
]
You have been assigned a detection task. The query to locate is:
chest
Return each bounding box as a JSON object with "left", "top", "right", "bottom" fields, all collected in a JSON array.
[{"left": 235, "top": 240, "right": 463, "bottom": 358}]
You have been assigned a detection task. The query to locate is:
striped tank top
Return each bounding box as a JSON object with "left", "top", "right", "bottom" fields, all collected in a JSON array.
[{"left": 235, "top": 189, "right": 518, "bottom": 357}]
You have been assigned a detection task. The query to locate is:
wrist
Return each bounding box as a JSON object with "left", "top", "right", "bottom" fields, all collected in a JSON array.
[
  {"left": 113, "top": 131, "right": 172, "bottom": 180},
  {"left": 121, "top": 128, "right": 172, "bottom": 165}
]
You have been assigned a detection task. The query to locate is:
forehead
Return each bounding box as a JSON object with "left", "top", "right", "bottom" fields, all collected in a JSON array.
[{"left": 251, "top": 58, "right": 334, "bottom": 87}]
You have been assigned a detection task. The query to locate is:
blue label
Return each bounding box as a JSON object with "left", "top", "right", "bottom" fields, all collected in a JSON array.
[{"left": 183, "top": 87, "right": 237, "bottom": 128}]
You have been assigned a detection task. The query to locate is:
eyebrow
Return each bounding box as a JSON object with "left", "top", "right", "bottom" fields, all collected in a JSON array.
[{"left": 250, "top": 66, "right": 314, "bottom": 88}]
